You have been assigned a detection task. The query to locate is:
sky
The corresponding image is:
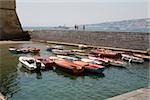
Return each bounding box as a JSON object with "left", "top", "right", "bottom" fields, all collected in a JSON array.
[{"left": 16, "top": 0, "right": 149, "bottom": 27}]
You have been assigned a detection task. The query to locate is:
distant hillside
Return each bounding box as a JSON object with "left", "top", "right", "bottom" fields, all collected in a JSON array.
[{"left": 83, "top": 18, "right": 149, "bottom": 33}]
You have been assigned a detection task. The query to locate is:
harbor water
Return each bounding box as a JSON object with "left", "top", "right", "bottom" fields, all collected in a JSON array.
[{"left": 0, "top": 42, "right": 149, "bottom": 100}]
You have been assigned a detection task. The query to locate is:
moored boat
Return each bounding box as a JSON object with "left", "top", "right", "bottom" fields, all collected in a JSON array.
[
  {"left": 9, "top": 47, "right": 29, "bottom": 54},
  {"left": 34, "top": 57, "right": 54, "bottom": 69},
  {"left": 54, "top": 59, "right": 84, "bottom": 75},
  {"left": 133, "top": 53, "right": 150, "bottom": 61},
  {"left": 88, "top": 56, "right": 126, "bottom": 67},
  {"left": 73, "top": 61, "right": 105, "bottom": 74},
  {"left": 81, "top": 58, "right": 103, "bottom": 65},
  {"left": 19, "top": 56, "right": 45, "bottom": 71},
  {"left": 51, "top": 45, "right": 64, "bottom": 50},
  {"left": 57, "top": 55, "right": 78, "bottom": 61},
  {"left": 52, "top": 49, "right": 68, "bottom": 55},
  {"left": 28, "top": 47, "right": 40, "bottom": 53},
  {"left": 122, "top": 54, "right": 144, "bottom": 63},
  {"left": 91, "top": 49, "right": 122, "bottom": 58}
]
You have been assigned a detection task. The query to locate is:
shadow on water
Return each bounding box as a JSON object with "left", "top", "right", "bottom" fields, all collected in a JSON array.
[{"left": 53, "top": 68, "right": 105, "bottom": 80}]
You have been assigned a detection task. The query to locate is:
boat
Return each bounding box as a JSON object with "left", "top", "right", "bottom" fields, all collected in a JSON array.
[
  {"left": 88, "top": 56, "right": 126, "bottom": 67},
  {"left": 9, "top": 47, "right": 29, "bottom": 54},
  {"left": 46, "top": 46, "right": 53, "bottom": 51},
  {"left": 54, "top": 59, "right": 84, "bottom": 75},
  {"left": 72, "top": 49, "right": 86, "bottom": 53},
  {"left": 28, "top": 47, "right": 40, "bottom": 53},
  {"left": 52, "top": 49, "right": 75, "bottom": 55},
  {"left": 51, "top": 45, "right": 64, "bottom": 50},
  {"left": 133, "top": 53, "right": 150, "bottom": 61},
  {"left": 73, "top": 61, "right": 105, "bottom": 74},
  {"left": 19, "top": 56, "right": 45, "bottom": 71},
  {"left": 34, "top": 57, "right": 54, "bottom": 69},
  {"left": 78, "top": 44, "right": 88, "bottom": 49},
  {"left": 91, "top": 49, "right": 122, "bottom": 58},
  {"left": 52, "top": 49, "right": 68, "bottom": 55},
  {"left": 81, "top": 58, "right": 103, "bottom": 65},
  {"left": 122, "top": 54, "right": 144, "bottom": 63},
  {"left": 57, "top": 55, "right": 78, "bottom": 61}
]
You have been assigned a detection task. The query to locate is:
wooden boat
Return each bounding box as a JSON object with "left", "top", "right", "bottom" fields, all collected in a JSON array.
[
  {"left": 34, "top": 57, "right": 54, "bottom": 69},
  {"left": 28, "top": 47, "right": 40, "bottom": 53},
  {"left": 54, "top": 59, "right": 84, "bottom": 75},
  {"left": 133, "top": 53, "right": 150, "bottom": 61},
  {"left": 9, "top": 47, "right": 29, "bottom": 54},
  {"left": 73, "top": 61, "right": 105, "bottom": 74},
  {"left": 19, "top": 57, "right": 45, "bottom": 71},
  {"left": 57, "top": 55, "right": 78, "bottom": 61},
  {"left": 122, "top": 54, "right": 144, "bottom": 63},
  {"left": 88, "top": 56, "right": 126, "bottom": 67},
  {"left": 91, "top": 49, "right": 122, "bottom": 58}
]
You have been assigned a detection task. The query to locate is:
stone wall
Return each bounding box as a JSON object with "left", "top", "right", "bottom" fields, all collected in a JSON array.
[
  {"left": 0, "top": 0, "right": 30, "bottom": 40},
  {"left": 30, "top": 30, "right": 149, "bottom": 50}
]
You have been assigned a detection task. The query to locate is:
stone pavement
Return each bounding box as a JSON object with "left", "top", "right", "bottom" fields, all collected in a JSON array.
[{"left": 107, "top": 87, "right": 150, "bottom": 100}]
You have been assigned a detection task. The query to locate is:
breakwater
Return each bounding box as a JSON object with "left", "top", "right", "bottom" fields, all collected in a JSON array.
[{"left": 30, "top": 30, "right": 149, "bottom": 51}]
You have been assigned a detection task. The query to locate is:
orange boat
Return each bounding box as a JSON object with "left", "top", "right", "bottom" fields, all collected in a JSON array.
[
  {"left": 54, "top": 59, "right": 84, "bottom": 75},
  {"left": 73, "top": 61, "right": 105, "bottom": 74}
]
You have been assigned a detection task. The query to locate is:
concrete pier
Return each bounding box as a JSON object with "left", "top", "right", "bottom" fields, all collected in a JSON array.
[{"left": 107, "top": 87, "right": 150, "bottom": 100}]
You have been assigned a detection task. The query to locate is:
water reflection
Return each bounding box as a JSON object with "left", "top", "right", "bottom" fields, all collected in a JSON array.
[{"left": 36, "top": 71, "right": 42, "bottom": 79}]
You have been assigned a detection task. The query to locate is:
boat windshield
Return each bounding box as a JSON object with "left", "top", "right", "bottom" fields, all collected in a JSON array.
[{"left": 27, "top": 59, "right": 35, "bottom": 64}]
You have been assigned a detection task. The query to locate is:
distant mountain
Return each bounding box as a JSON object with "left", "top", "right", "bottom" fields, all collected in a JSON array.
[{"left": 83, "top": 18, "right": 149, "bottom": 33}]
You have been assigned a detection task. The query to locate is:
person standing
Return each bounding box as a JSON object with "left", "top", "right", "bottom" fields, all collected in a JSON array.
[{"left": 83, "top": 25, "right": 85, "bottom": 30}]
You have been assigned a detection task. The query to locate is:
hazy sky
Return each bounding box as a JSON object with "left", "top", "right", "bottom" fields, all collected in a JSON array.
[{"left": 16, "top": 0, "right": 149, "bottom": 27}]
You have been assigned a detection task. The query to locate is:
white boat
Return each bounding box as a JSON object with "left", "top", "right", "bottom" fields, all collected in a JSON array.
[
  {"left": 81, "top": 58, "right": 102, "bottom": 65},
  {"left": 56, "top": 55, "right": 78, "bottom": 61},
  {"left": 122, "top": 54, "right": 144, "bottom": 63},
  {"left": 19, "top": 57, "right": 45, "bottom": 71}
]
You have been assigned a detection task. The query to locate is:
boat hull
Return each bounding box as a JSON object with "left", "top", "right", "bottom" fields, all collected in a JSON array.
[{"left": 84, "top": 67, "right": 105, "bottom": 74}]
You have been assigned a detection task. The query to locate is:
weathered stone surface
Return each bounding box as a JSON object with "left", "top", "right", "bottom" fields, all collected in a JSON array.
[
  {"left": 30, "top": 30, "right": 149, "bottom": 50},
  {"left": 0, "top": 0, "right": 30, "bottom": 40}
]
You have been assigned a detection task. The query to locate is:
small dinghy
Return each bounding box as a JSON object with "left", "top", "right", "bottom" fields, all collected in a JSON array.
[
  {"left": 81, "top": 58, "right": 103, "bottom": 65},
  {"left": 91, "top": 49, "right": 122, "bottom": 58},
  {"left": 73, "top": 61, "right": 105, "bottom": 74},
  {"left": 28, "top": 47, "right": 40, "bottom": 53},
  {"left": 88, "top": 56, "right": 126, "bottom": 67},
  {"left": 133, "top": 53, "right": 150, "bottom": 61},
  {"left": 52, "top": 49, "right": 68, "bottom": 55},
  {"left": 54, "top": 59, "right": 84, "bottom": 75},
  {"left": 19, "top": 57, "right": 45, "bottom": 71},
  {"left": 122, "top": 54, "right": 144, "bottom": 63},
  {"left": 9, "top": 47, "right": 29, "bottom": 54},
  {"left": 34, "top": 57, "right": 54, "bottom": 69}
]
